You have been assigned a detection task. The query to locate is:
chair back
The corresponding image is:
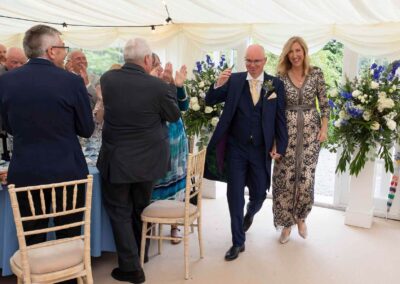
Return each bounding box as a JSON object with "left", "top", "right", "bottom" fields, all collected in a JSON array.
[
  {"left": 184, "top": 149, "right": 206, "bottom": 217},
  {"left": 8, "top": 175, "right": 93, "bottom": 283}
]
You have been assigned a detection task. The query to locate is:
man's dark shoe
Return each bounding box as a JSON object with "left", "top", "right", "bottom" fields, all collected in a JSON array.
[
  {"left": 243, "top": 213, "right": 254, "bottom": 232},
  {"left": 224, "top": 245, "right": 245, "bottom": 261},
  {"left": 111, "top": 268, "right": 145, "bottom": 283}
]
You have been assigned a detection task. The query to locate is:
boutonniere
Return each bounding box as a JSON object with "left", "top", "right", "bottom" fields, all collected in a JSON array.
[{"left": 262, "top": 79, "right": 275, "bottom": 97}]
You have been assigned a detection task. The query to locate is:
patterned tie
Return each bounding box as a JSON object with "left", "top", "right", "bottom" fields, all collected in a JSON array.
[{"left": 250, "top": 79, "right": 259, "bottom": 105}]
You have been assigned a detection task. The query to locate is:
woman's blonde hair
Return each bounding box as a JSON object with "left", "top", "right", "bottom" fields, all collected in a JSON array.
[{"left": 277, "top": 36, "right": 311, "bottom": 76}]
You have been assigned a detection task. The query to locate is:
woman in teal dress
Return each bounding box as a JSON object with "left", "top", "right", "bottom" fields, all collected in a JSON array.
[{"left": 150, "top": 53, "right": 189, "bottom": 243}]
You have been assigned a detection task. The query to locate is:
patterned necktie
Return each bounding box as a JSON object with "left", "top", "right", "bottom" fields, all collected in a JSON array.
[{"left": 250, "top": 79, "right": 259, "bottom": 105}]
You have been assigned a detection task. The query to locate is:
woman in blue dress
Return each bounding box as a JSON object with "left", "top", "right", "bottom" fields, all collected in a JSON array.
[{"left": 150, "top": 53, "right": 189, "bottom": 243}]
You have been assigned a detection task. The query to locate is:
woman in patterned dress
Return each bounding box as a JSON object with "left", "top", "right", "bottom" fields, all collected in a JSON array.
[
  {"left": 272, "top": 36, "right": 329, "bottom": 244},
  {"left": 150, "top": 53, "right": 189, "bottom": 244}
]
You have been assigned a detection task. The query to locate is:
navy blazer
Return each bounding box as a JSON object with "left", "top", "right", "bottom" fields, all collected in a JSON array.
[
  {"left": 0, "top": 58, "right": 94, "bottom": 186},
  {"left": 204, "top": 71, "right": 288, "bottom": 181}
]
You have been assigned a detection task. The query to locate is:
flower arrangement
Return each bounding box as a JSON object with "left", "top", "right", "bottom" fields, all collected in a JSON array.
[
  {"left": 328, "top": 61, "right": 400, "bottom": 176},
  {"left": 183, "top": 55, "right": 228, "bottom": 149}
]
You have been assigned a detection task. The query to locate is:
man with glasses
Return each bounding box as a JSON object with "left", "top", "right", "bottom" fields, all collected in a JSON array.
[
  {"left": 0, "top": 25, "right": 94, "bottom": 283},
  {"left": 204, "top": 44, "right": 288, "bottom": 261}
]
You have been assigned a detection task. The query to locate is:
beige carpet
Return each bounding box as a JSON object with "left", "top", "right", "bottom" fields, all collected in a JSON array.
[{"left": 2, "top": 192, "right": 400, "bottom": 284}]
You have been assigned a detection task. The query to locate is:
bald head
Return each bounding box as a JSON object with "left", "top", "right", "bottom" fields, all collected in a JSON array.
[
  {"left": 0, "top": 43, "right": 6, "bottom": 64},
  {"left": 67, "top": 50, "right": 87, "bottom": 73},
  {"left": 245, "top": 44, "right": 267, "bottom": 78},
  {"left": 5, "top": 47, "right": 27, "bottom": 70}
]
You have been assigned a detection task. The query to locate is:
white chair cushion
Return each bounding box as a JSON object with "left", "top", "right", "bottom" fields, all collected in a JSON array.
[
  {"left": 11, "top": 239, "right": 84, "bottom": 274},
  {"left": 142, "top": 200, "right": 197, "bottom": 218}
]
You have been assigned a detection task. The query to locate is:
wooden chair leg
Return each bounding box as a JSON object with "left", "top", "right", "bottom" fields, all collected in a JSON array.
[
  {"left": 140, "top": 221, "right": 148, "bottom": 267},
  {"left": 197, "top": 216, "right": 204, "bottom": 258},
  {"left": 184, "top": 223, "right": 190, "bottom": 280},
  {"left": 17, "top": 277, "right": 22, "bottom": 284},
  {"left": 158, "top": 223, "right": 163, "bottom": 254}
]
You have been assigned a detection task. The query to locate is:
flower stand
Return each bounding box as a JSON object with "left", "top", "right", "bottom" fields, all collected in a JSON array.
[{"left": 344, "top": 159, "right": 375, "bottom": 228}]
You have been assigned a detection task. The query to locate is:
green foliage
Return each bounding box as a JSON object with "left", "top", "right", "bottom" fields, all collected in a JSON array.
[{"left": 84, "top": 48, "right": 124, "bottom": 75}]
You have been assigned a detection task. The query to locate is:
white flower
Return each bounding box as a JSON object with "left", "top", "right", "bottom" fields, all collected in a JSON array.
[
  {"left": 352, "top": 90, "right": 362, "bottom": 98},
  {"left": 370, "top": 81, "right": 379, "bottom": 89},
  {"left": 199, "top": 92, "right": 206, "bottom": 98},
  {"left": 190, "top": 97, "right": 198, "bottom": 105},
  {"left": 204, "top": 106, "right": 213, "bottom": 114},
  {"left": 339, "top": 110, "right": 347, "bottom": 119},
  {"left": 211, "top": 117, "right": 219, "bottom": 127},
  {"left": 389, "top": 88, "right": 394, "bottom": 93},
  {"left": 370, "top": 121, "right": 380, "bottom": 130},
  {"left": 378, "top": 91, "right": 386, "bottom": 98},
  {"left": 199, "top": 81, "right": 205, "bottom": 88},
  {"left": 386, "top": 119, "right": 396, "bottom": 130},
  {"left": 362, "top": 110, "right": 371, "bottom": 121},
  {"left": 191, "top": 103, "right": 200, "bottom": 111},
  {"left": 334, "top": 119, "right": 342, "bottom": 128},
  {"left": 328, "top": 89, "right": 338, "bottom": 97},
  {"left": 378, "top": 97, "right": 395, "bottom": 112}
]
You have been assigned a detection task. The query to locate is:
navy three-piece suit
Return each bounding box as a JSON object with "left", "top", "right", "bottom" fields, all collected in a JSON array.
[{"left": 204, "top": 71, "right": 288, "bottom": 246}]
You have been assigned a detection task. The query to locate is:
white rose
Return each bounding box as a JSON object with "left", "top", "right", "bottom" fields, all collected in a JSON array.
[
  {"left": 328, "top": 89, "right": 338, "bottom": 97},
  {"left": 352, "top": 90, "right": 362, "bottom": 98},
  {"left": 378, "top": 91, "right": 386, "bottom": 98},
  {"left": 190, "top": 97, "right": 198, "bottom": 105},
  {"left": 191, "top": 103, "right": 200, "bottom": 111},
  {"left": 362, "top": 111, "right": 371, "bottom": 121},
  {"left": 199, "top": 81, "right": 205, "bottom": 88},
  {"left": 386, "top": 119, "right": 396, "bottom": 130},
  {"left": 370, "top": 81, "right": 379, "bottom": 89},
  {"left": 204, "top": 106, "right": 213, "bottom": 114},
  {"left": 389, "top": 88, "right": 394, "bottom": 93},
  {"left": 370, "top": 121, "right": 380, "bottom": 131},
  {"left": 211, "top": 117, "right": 219, "bottom": 127},
  {"left": 339, "top": 110, "right": 347, "bottom": 119},
  {"left": 392, "top": 85, "right": 397, "bottom": 90},
  {"left": 199, "top": 92, "right": 206, "bottom": 98}
]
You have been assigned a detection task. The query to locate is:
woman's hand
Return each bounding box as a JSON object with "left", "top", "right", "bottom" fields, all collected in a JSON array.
[
  {"left": 161, "top": 62, "right": 174, "bottom": 84},
  {"left": 318, "top": 128, "right": 328, "bottom": 142},
  {"left": 175, "top": 65, "right": 187, "bottom": 87}
]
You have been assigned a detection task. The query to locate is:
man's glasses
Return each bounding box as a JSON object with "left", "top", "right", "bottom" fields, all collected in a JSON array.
[
  {"left": 51, "top": 46, "right": 70, "bottom": 52},
  {"left": 245, "top": 58, "right": 265, "bottom": 65}
]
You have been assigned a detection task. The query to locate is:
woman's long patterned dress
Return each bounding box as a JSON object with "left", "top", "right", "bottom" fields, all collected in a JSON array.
[
  {"left": 272, "top": 67, "right": 329, "bottom": 229},
  {"left": 151, "top": 87, "right": 189, "bottom": 202}
]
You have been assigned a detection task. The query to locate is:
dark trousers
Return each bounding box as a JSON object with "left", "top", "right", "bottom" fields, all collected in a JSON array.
[
  {"left": 101, "top": 178, "right": 153, "bottom": 272},
  {"left": 227, "top": 138, "right": 269, "bottom": 246},
  {"left": 17, "top": 184, "right": 85, "bottom": 246}
]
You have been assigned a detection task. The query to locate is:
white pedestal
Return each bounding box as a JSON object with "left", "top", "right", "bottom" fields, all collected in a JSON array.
[
  {"left": 344, "top": 160, "right": 375, "bottom": 228},
  {"left": 202, "top": 178, "right": 217, "bottom": 199}
]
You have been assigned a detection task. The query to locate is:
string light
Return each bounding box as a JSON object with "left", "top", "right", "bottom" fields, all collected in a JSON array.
[{"left": 151, "top": 25, "right": 155, "bottom": 33}]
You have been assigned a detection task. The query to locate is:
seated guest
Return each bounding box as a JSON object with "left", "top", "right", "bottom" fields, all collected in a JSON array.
[
  {"left": 0, "top": 47, "right": 28, "bottom": 160},
  {"left": 150, "top": 53, "right": 189, "bottom": 244},
  {"left": 67, "top": 50, "right": 99, "bottom": 109},
  {"left": 97, "top": 38, "right": 180, "bottom": 283}
]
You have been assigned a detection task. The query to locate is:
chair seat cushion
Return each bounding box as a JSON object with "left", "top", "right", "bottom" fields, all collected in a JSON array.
[
  {"left": 142, "top": 200, "right": 197, "bottom": 218},
  {"left": 11, "top": 239, "right": 84, "bottom": 274}
]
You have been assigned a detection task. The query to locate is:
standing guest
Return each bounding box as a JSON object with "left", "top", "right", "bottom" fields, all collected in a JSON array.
[
  {"left": 273, "top": 36, "right": 329, "bottom": 244},
  {"left": 150, "top": 53, "right": 189, "bottom": 243},
  {"left": 0, "top": 25, "right": 94, "bottom": 284},
  {"left": 204, "top": 44, "right": 288, "bottom": 261},
  {"left": 97, "top": 38, "right": 180, "bottom": 283},
  {"left": 0, "top": 43, "right": 6, "bottom": 65},
  {"left": 67, "top": 50, "right": 99, "bottom": 109}
]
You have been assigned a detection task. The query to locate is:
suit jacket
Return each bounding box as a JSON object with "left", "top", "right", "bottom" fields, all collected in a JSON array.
[
  {"left": 97, "top": 63, "right": 181, "bottom": 183},
  {"left": 204, "top": 71, "right": 288, "bottom": 182},
  {"left": 0, "top": 58, "right": 94, "bottom": 187}
]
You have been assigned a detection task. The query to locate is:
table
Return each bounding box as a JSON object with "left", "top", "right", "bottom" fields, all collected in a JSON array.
[{"left": 0, "top": 167, "right": 116, "bottom": 276}]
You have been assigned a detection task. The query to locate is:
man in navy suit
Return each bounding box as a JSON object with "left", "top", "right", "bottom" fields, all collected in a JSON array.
[
  {"left": 205, "top": 44, "right": 288, "bottom": 261},
  {"left": 0, "top": 25, "right": 94, "bottom": 247}
]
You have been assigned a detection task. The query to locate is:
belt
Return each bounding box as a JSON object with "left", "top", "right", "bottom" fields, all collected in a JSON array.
[{"left": 286, "top": 104, "right": 315, "bottom": 111}]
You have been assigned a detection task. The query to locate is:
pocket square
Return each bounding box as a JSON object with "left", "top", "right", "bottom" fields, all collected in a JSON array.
[{"left": 267, "top": 92, "right": 277, "bottom": 100}]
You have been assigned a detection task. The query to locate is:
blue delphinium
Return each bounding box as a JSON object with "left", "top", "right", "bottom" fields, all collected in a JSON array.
[
  {"left": 340, "top": 92, "right": 352, "bottom": 100},
  {"left": 219, "top": 55, "right": 226, "bottom": 68},
  {"left": 195, "top": 61, "right": 202, "bottom": 73},
  {"left": 370, "top": 64, "right": 385, "bottom": 81}
]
